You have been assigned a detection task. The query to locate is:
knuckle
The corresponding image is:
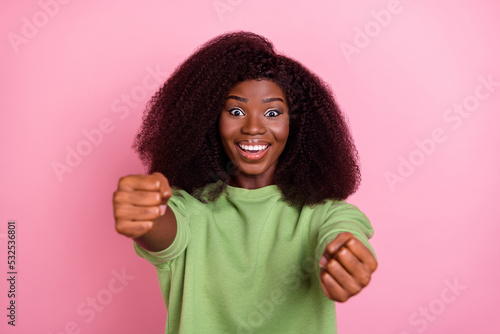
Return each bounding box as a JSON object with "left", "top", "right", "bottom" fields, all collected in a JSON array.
[
  {"left": 326, "top": 260, "right": 337, "bottom": 273},
  {"left": 115, "top": 222, "right": 129, "bottom": 236},
  {"left": 335, "top": 293, "right": 349, "bottom": 303},
  {"left": 153, "top": 172, "right": 165, "bottom": 182},
  {"left": 346, "top": 284, "right": 361, "bottom": 296},
  {"left": 117, "top": 176, "right": 129, "bottom": 187},
  {"left": 359, "top": 273, "right": 371, "bottom": 287},
  {"left": 338, "top": 247, "right": 348, "bottom": 258},
  {"left": 114, "top": 206, "right": 126, "bottom": 219},
  {"left": 164, "top": 191, "right": 172, "bottom": 200},
  {"left": 149, "top": 173, "right": 161, "bottom": 184},
  {"left": 340, "top": 231, "right": 353, "bottom": 238},
  {"left": 113, "top": 191, "right": 125, "bottom": 203}
]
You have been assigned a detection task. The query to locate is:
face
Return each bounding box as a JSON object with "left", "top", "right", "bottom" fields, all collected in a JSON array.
[{"left": 219, "top": 79, "right": 289, "bottom": 188}]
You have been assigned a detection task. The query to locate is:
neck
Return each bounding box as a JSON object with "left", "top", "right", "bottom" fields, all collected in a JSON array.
[{"left": 229, "top": 171, "right": 275, "bottom": 190}]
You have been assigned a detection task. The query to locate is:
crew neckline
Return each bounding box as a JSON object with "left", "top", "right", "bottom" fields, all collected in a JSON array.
[{"left": 224, "top": 184, "right": 280, "bottom": 199}]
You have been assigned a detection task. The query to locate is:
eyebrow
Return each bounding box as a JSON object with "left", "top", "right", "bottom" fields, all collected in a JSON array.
[
  {"left": 226, "top": 95, "right": 248, "bottom": 103},
  {"left": 225, "top": 95, "right": 285, "bottom": 103},
  {"left": 262, "top": 97, "right": 285, "bottom": 103}
]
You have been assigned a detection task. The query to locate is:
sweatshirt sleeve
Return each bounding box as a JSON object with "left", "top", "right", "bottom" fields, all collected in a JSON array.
[
  {"left": 133, "top": 188, "right": 191, "bottom": 266},
  {"left": 315, "top": 201, "right": 375, "bottom": 267}
]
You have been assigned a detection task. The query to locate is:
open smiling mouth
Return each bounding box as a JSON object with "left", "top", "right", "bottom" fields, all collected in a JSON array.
[{"left": 236, "top": 143, "right": 271, "bottom": 160}]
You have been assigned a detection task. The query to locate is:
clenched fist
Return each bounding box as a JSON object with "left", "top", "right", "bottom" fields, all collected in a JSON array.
[
  {"left": 319, "top": 232, "right": 377, "bottom": 302},
  {"left": 113, "top": 173, "right": 175, "bottom": 250}
]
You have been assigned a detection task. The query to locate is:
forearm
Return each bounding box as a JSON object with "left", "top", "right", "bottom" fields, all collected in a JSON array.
[{"left": 134, "top": 206, "right": 177, "bottom": 252}]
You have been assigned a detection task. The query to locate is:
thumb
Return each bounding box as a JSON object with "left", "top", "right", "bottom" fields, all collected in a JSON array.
[
  {"left": 325, "top": 232, "right": 354, "bottom": 256},
  {"left": 152, "top": 172, "right": 172, "bottom": 216},
  {"left": 152, "top": 172, "right": 172, "bottom": 199},
  {"left": 320, "top": 232, "right": 353, "bottom": 268}
]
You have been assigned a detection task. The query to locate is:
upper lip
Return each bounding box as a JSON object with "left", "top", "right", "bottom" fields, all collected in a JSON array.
[{"left": 236, "top": 139, "right": 271, "bottom": 145}]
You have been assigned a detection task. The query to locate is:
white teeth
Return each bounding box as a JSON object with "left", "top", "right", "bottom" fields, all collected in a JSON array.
[{"left": 238, "top": 144, "right": 269, "bottom": 151}]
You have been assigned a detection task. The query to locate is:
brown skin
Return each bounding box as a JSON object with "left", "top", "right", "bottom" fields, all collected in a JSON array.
[
  {"left": 113, "top": 79, "right": 377, "bottom": 302},
  {"left": 219, "top": 79, "right": 289, "bottom": 189},
  {"left": 113, "top": 172, "right": 177, "bottom": 252},
  {"left": 319, "top": 232, "right": 378, "bottom": 302}
]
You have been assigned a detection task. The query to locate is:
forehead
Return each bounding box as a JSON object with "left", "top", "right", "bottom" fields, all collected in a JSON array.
[{"left": 227, "top": 79, "right": 285, "bottom": 100}]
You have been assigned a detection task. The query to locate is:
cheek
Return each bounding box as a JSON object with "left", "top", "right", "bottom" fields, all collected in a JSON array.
[
  {"left": 218, "top": 114, "right": 239, "bottom": 138},
  {"left": 218, "top": 116, "right": 230, "bottom": 142},
  {"left": 273, "top": 120, "right": 290, "bottom": 143},
  {"left": 218, "top": 117, "right": 235, "bottom": 156}
]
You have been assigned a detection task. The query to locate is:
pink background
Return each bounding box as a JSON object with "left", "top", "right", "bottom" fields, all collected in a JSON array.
[{"left": 1, "top": 0, "right": 499, "bottom": 333}]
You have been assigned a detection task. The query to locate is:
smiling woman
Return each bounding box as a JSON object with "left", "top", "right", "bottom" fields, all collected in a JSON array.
[
  {"left": 219, "top": 79, "right": 290, "bottom": 189},
  {"left": 131, "top": 32, "right": 361, "bottom": 206},
  {"left": 112, "top": 31, "right": 377, "bottom": 334}
]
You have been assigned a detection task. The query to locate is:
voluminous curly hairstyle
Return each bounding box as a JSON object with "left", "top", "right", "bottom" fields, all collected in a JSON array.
[{"left": 133, "top": 31, "right": 361, "bottom": 206}]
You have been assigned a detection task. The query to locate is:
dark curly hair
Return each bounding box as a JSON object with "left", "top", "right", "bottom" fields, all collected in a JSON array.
[{"left": 133, "top": 31, "right": 361, "bottom": 206}]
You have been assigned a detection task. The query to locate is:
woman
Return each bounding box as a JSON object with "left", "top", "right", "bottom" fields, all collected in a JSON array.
[{"left": 113, "top": 31, "right": 377, "bottom": 333}]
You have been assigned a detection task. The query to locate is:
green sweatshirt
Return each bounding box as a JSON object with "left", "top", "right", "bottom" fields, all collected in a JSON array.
[{"left": 135, "top": 184, "right": 375, "bottom": 334}]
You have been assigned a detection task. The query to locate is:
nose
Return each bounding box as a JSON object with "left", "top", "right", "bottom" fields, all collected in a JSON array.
[{"left": 241, "top": 113, "right": 266, "bottom": 135}]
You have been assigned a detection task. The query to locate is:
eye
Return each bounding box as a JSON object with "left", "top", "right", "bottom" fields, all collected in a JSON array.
[
  {"left": 264, "top": 109, "right": 282, "bottom": 118},
  {"left": 228, "top": 108, "right": 245, "bottom": 116}
]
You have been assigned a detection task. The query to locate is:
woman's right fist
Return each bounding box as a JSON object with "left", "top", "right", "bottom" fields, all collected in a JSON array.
[{"left": 113, "top": 172, "right": 172, "bottom": 239}]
